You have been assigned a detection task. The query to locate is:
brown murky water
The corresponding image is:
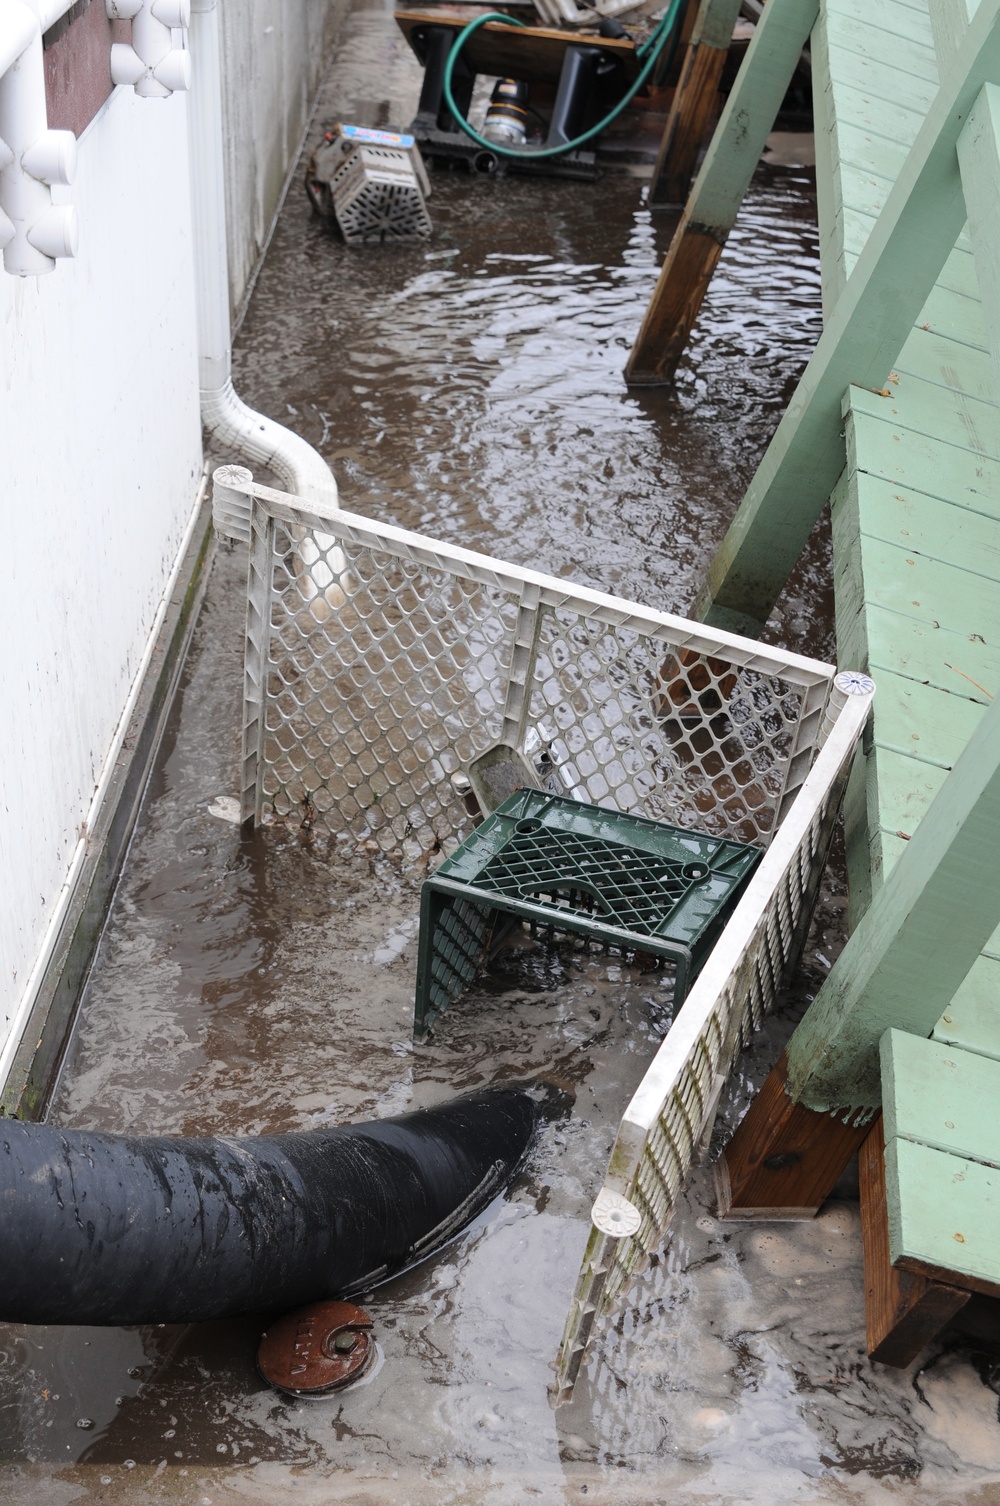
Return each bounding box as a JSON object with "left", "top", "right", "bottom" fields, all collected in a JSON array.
[{"left": 3, "top": 2, "right": 1000, "bottom": 1502}]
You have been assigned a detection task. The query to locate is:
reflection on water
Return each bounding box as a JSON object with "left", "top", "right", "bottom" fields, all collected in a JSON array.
[{"left": 2, "top": 0, "right": 998, "bottom": 1500}]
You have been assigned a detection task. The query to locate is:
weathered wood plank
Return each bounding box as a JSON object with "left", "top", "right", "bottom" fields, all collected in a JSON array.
[
  {"left": 626, "top": 0, "right": 820, "bottom": 383},
  {"left": 696, "top": 0, "right": 1000, "bottom": 634},
  {"left": 649, "top": 0, "right": 744, "bottom": 206},
  {"left": 882, "top": 1028, "right": 1000, "bottom": 1161},
  {"left": 717, "top": 1050, "right": 874, "bottom": 1218},
  {"left": 860, "top": 1117, "right": 971, "bottom": 1364},
  {"left": 886, "top": 1136, "right": 1000, "bottom": 1296}
]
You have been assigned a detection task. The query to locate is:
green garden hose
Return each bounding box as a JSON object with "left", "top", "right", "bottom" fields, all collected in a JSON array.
[{"left": 442, "top": 1, "right": 687, "bottom": 161}]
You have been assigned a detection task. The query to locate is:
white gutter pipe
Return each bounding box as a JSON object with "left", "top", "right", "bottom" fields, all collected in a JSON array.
[
  {"left": 0, "top": 0, "right": 77, "bottom": 273},
  {"left": 188, "top": 0, "right": 338, "bottom": 543}
]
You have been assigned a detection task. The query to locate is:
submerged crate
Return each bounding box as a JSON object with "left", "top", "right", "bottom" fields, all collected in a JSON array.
[{"left": 414, "top": 790, "right": 761, "bottom": 1038}]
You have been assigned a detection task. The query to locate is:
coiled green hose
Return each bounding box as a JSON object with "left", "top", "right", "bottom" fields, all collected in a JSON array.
[{"left": 442, "top": 1, "right": 687, "bottom": 161}]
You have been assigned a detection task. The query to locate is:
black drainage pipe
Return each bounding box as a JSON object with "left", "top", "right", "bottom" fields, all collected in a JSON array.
[{"left": 0, "top": 1085, "right": 540, "bottom": 1326}]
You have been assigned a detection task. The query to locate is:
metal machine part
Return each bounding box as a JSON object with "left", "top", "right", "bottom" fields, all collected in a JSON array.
[
  {"left": 481, "top": 78, "right": 530, "bottom": 146},
  {"left": 306, "top": 123, "right": 432, "bottom": 244}
]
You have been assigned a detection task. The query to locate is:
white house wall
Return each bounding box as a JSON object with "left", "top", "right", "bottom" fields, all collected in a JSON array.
[
  {"left": 0, "top": 84, "right": 203, "bottom": 1075},
  {"left": 220, "top": 0, "right": 343, "bottom": 315}
]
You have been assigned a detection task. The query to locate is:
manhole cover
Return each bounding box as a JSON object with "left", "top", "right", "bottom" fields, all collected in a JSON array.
[{"left": 258, "top": 1300, "right": 376, "bottom": 1396}]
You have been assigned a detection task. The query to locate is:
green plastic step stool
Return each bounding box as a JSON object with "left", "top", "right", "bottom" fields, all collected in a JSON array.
[{"left": 413, "top": 790, "right": 762, "bottom": 1039}]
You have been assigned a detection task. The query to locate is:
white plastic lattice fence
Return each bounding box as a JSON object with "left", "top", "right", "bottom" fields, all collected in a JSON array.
[
  {"left": 551, "top": 670, "right": 874, "bottom": 1401},
  {"left": 221, "top": 475, "right": 839, "bottom": 859},
  {"left": 217, "top": 471, "right": 873, "bottom": 1401}
]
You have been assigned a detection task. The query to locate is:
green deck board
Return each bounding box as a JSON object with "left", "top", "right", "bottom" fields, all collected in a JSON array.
[
  {"left": 864, "top": 602, "right": 1000, "bottom": 697},
  {"left": 897, "top": 327, "right": 992, "bottom": 393},
  {"left": 837, "top": 207, "right": 976, "bottom": 280},
  {"left": 824, "top": 40, "right": 938, "bottom": 111},
  {"left": 862, "top": 673, "right": 986, "bottom": 768},
  {"left": 847, "top": 403, "right": 1000, "bottom": 509},
  {"left": 825, "top": 0, "right": 935, "bottom": 44},
  {"left": 862, "top": 745, "right": 948, "bottom": 835},
  {"left": 824, "top": 11, "right": 939, "bottom": 82},
  {"left": 824, "top": 77, "right": 929, "bottom": 147},
  {"left": 833, "top": 122, "right": 918, "bottom": 181},
  {"left": 850, "top": 380, "right": 1000, "bottom": 459},
  {"left": 882, "top": 1028, "right": 1000, "bottom": 1160},
  {"left": 853, "top": 472, "right": 1000, "bottom": 577},
  {"left": 933, "top": 953, "right": 1000, "bottom": 1058},
  {"left": 885, "top": 1136, "right": 1000, "bottom": 1291}
]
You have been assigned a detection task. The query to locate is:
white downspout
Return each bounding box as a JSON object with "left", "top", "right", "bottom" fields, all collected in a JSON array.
[{"left": 187, "top": 0, "right": 338, "bottom": 540}]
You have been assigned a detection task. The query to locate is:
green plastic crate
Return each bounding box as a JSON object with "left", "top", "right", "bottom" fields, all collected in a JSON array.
[{"left": 413, "top": 790, "right": 762, "bottom": 1039}]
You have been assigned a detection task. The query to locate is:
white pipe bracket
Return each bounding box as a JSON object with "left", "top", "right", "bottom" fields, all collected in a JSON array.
[
  {"left": 26, "top": 202, "right": 77, "bottom": 258},
  {"left": 0, "top": 16, "right": 78, "bottom": 275},
  {"left": 106, "top": 0, "right": 190, "bottom": 96},
  {"left": 21, "top": 128, "right": 76, "bottom": 185}
]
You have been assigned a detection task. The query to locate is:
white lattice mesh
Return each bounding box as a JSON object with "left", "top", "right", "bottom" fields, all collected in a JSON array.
[
  {"left": 551, "top": 684, "right": 874, "bottom": 1401},
  {"left": 263, "top": 528, "right": 518, "bottom": 854},
  {"left": 528, "top": 612, "right": 803, "bottom": 844},
  {"left": 244, "top": 509, "right": 832, "bottom": 857}
]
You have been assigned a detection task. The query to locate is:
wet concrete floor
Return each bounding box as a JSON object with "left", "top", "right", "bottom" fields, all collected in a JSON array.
[{"left": 3, "top": 2, "right": 1000, "bottom": 1501}]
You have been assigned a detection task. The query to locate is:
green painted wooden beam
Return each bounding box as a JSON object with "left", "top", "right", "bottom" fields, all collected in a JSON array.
[
  {"left": 781, "top": 678, "right": 1000, "bottom": 1116},
  {"left": 930, "top": 0, "right": 976, "bottom": 67},
  {"left": 660, "top": 0, "right": 819, "bottom": 233},
  {"left": 648, "top": 0, "right": 745, "bottom": 208},
  {"left": 625, "top": 0, "right": 819, "bottom": 382},
  {"left": 694, "top": 0, "right": 1000, "bottom": 637},
  {"left": 957, "top": 84, "right": 1000, "bottom": 398}
]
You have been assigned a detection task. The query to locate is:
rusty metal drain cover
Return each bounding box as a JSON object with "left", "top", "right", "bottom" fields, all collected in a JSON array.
[{"left": 258, "top": 1300, "right": 376, "bottom": 1396}]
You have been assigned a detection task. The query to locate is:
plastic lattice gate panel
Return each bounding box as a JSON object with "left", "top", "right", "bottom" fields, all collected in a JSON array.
[
  {"left": 215, "top": 473, "right": 874, "bottom": 1402},
  {"left": 414, "top": 790, "right": 762, "bottom": 1037},
  {"left": 228, "top": 480, "right": 839, "bottom": 862}
]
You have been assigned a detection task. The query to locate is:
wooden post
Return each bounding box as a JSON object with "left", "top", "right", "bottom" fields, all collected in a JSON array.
[
  {"left": 929, "top": 0, "right": 975, "bottom": 66},
  {"left": 958, "top": 84, "right": 1000, "bottom": 387},
  {"left": 648, "top": 0, "right": 744, "bottom": 208},
  {"left": 720, "top": 679, "right": 1000, "bottom": 1212},
  {"left": 693, "top": 0, "right": 1000, "bottom": 638},
  {"left": 626, "top": 0, "right": 819, "bottom": 384},
  {"left": 859, "top": 1119, "right": 970, "bottom": 1365}
]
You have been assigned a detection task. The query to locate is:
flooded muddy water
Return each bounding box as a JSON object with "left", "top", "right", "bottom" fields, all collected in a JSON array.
[{"left": 2, "top": 2, "right": 999, "bottom": 1502}]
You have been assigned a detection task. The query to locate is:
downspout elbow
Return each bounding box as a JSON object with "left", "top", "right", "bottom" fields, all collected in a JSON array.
[
  {"left": 189, "top": 0, "right": 338, "bottom": 538},
  {"left": 201, "top": 378, "right": 338, "bottom": 530}
]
